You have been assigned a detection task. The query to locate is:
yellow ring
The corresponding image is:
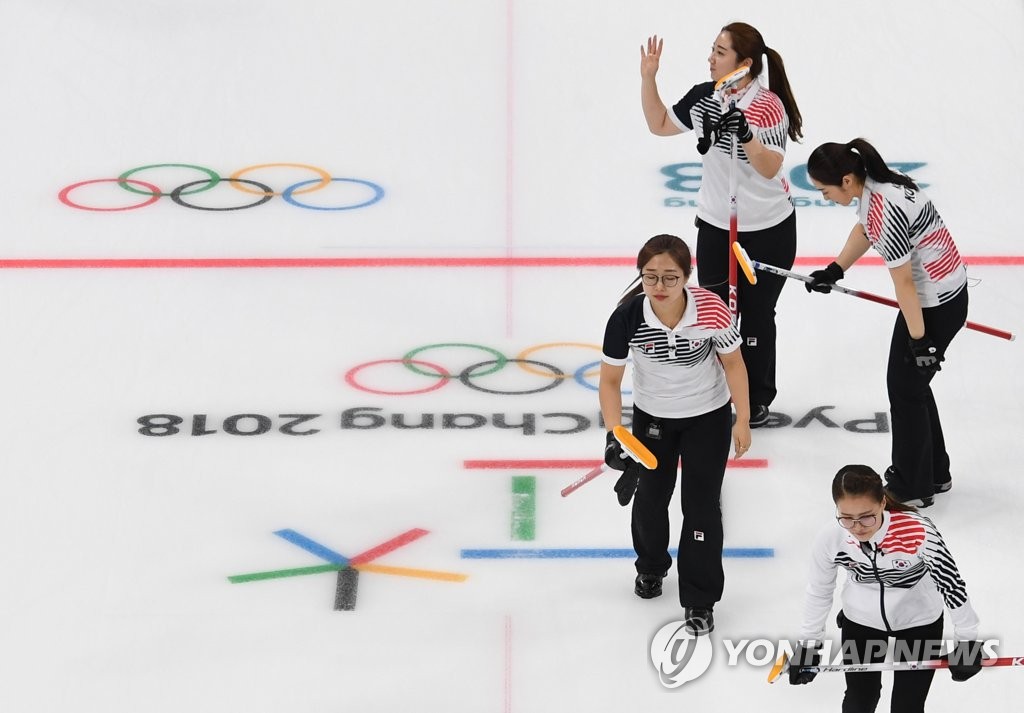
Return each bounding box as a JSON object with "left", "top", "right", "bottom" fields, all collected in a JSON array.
[
  {"left": 229, "top": 163, "right": 332, "bottom": 196},
  {"left": 515, "top": 342, "right": 603, "bottom": 380}
]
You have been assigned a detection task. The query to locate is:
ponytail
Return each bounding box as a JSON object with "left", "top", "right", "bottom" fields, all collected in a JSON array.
[
  {"left": 618, "top": 278, "right": 643, "bottom": 306},
  {"left": 807, "top": 138, "right": 918, "bottom": 191},
  {"left": 763, "top": 46, "right": 803, "bottom": 141},
  {"left": 721, "top": 22, "right": 803, "bottom": 141}
]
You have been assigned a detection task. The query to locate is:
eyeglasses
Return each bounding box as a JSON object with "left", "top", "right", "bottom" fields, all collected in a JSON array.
[
  {"left": 836, "top": 513, "right": 880, "bottom": 529},
  {"left": 640, "top": 273, "right": 681, "bottom": 287}
]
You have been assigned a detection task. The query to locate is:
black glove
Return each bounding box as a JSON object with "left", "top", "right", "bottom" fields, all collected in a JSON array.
[
  {"left": 613, "top": 464, "right": 641, "bottom": 506},
  {"left": 908, "top": 335, "right": 944, "bottom": 374},
  {"left": 716, "top": 106, "right": 753, "bottom": 144},
  {"left": 604, "top": 430, "right": 629, "bottom": 471},
  {"left": 788, "top": 643, "right": 822, "bottom": 685},
  {"left": 946, "top": 640, "right": 984, "bottom": 682},
  {"left": 805, "top": 261, "right": 844, "bottom": 293},
  {"left": 696, "top": 110, "right": 714, "bottom": 155}
]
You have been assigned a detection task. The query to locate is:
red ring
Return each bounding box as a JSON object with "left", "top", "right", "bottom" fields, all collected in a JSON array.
[
  {"left": 59, "top": 178, "right": 163, "bottom": 212},
  {"left": 344, "top": 359, "right": 450, "bottom": 395}
]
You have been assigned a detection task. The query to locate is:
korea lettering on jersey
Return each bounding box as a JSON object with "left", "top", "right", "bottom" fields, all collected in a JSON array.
[
  {"left": 859, "top": 177, "right": 967, "bottom": 307},
  {"left": 602, "top": 287, "right": 741, "bottom": 418},
  {"left": 801, "top": 510, "right": 980, "bottom": 643},
  {"left": 668, "top": 81, "right": 793, "bottom": 231}
]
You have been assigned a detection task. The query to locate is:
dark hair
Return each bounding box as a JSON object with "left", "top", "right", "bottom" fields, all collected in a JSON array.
[
  {"left": 831, "top": 464, "right": 915, "bottom": 512},
  {"left": 618, "top": 234, "right": 693, "bottom": 305},
  {"left": 721, "top": 22, "right": 803, "bottom": 141},
  {"left": 807, "top": 138, "right": 918, "bottom": 191}
]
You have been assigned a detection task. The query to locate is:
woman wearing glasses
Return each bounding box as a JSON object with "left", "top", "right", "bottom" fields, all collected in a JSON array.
[
  {"left": 790, "top": 464, "right": 984, "bottom": 711},
  {"left": 599, "top": 234, "right": 750, "bottom": 636},
  {"left": 640, "top": 22, "right": 803, "bottom": 427}
]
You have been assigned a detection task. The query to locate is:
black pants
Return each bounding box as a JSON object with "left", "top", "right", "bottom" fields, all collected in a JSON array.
[
  {"left": 630, "top": 403, "right": 731, "bottom": 608},
  {"left": 886, "top": 286, "right": 969, "bottom": 499},
  {"left": 840, "top": 614, "right": 944, "bottom": 713},
  {"left": 695, "top": 210, "right": 797, "bottom": 407}
]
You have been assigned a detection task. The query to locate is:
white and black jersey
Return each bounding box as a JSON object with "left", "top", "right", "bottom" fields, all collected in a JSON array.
[
  {"left": 602, "top": 288, "right": 741, "bottom": 418},
  {"left": 858, "top": 177, "right": 967, "bottom": 308},
  {"left": 669, "top": 81, "right": 793, "bottom": 231},
  {"left": 801, "top": 509, "right": 980, "bottom": 643}
]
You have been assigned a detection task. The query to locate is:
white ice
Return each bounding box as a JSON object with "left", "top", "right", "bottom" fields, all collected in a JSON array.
[{"left": 0, "top": 1, "right": 1022, "bottom": 710}]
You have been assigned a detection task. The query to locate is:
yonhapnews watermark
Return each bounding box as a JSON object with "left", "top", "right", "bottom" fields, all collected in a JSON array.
[
  {"left": 649, "top": 622, "right": 1000, "bottom": 688},
  {"left": 650, "top": 621, "right": 714, "bottom": 687}
]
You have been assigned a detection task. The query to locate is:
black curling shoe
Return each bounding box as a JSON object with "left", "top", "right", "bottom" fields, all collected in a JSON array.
[
  {"left": 749, "top": 405, "right": 770, "bottom": 428},
  {"left": 884, "top": 466, "right": 934, "bottom": 508},
  {"left": 634, "top": 572, "right": 667, "bottom": 599},
  {"left": 684, "top": 607, "right": 715, "bottom": 636}
]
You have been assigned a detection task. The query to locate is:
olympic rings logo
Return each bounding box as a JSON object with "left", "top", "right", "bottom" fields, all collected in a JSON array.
[
  {"left": 59, "top": 163, "right": 384, "bottom": 212},
  {"left": 344, "top": 342, "right": 631, "bottom": 396}
]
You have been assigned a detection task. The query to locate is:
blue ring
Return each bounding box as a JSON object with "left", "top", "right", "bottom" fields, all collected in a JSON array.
[
  {"left": 573, "top": 360, "right": 631, "bottom": 395},
  {"left": 282, "top": 177, "right": 385, "bottom": 211}
]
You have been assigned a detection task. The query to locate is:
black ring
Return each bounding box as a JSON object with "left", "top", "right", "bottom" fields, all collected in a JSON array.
[
  {"left": 170, "top": 177, "right": 274, "bottom": 211},
  {"left": 459, "top": 359, "right": 564, "bottom": 395}
]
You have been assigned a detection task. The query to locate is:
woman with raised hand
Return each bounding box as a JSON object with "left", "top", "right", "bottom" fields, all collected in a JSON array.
[
  {"left": 640, "top": 22, "right": 803, "bottom": 428},
  {"left": 599, "top": 234, "right": 750, "bottom": 636},
  {"left": 805, "top": 138, "right": 968, "bottom": 508},
  {"left": 791, "top": 464, "right": 983, "bottom": 711}
]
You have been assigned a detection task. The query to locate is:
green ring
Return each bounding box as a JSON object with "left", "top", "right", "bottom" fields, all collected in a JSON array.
[
  {"left": 117, "top": 163, "right": 221, "bottom": 197},
  {"left": 402, "top": 343, "right": 507, "bottom": 378}
]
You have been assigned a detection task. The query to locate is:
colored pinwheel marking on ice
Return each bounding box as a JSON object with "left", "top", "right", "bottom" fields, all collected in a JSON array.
[{"left": 228, "top": 528, "right": 467, "bottom": 610}]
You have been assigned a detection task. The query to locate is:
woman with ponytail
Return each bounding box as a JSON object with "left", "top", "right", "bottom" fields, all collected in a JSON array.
[
  {"left": 639, "top": 22, "right": 802, "bottom": 428},
  {"left": 790, "top": 465, "right": 983, "bottom": 712},
  {"left": 599, "top": 234, "right": 750, "bottom": 636},
  {"left": 805, "top": 139, "right": 969, "bottom": 508}
]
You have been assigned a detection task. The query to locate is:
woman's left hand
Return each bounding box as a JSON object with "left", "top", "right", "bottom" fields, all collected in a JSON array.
[{"left": 732, "top": 421, "right": 751, "bottom": 458}]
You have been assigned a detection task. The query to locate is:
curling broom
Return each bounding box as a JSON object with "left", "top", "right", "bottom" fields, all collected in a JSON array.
[
  {"left": 560, "top": 425, "right": 657, "bottom": 497},
  {"left": 732, "top": 243, "right": 1015, "bottom": 342}
]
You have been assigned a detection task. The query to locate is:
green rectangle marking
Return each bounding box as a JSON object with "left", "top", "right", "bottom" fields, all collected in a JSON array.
[{"left": 511, "top": 475, "right": 536, "bottom": 541}]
